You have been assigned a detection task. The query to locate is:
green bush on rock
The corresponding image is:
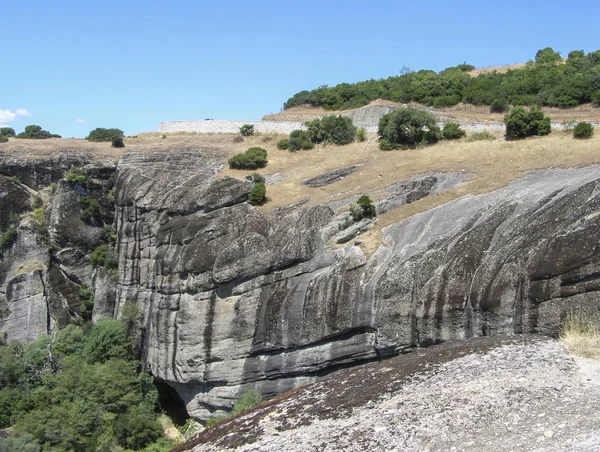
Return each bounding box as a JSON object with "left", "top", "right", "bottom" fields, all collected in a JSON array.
[{"left": 229, "top": 147, "right": 268, "bottom": 170}]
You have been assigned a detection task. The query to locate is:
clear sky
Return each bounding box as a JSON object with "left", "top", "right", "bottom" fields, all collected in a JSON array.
[{"left": 2, "top": 0, "right": 600, "bottom": 137}]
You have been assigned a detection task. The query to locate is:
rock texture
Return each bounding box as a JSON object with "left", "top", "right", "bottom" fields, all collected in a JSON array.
[
  {"left": 3, "top": 146, "right": 600, "bottom": 426},
  {"left": 110, "top": 148, "right": 600, "bottom": 421},
  {"left": 0, "top": 152, "right": 116, "bottom": 342},
  {"left": 186, "top": 336, "right": 600, "bottom": 451}
]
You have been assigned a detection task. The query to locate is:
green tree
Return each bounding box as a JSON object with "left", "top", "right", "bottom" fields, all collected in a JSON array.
[
  {"left": 573, "top": 122, "right": 594, "bottom": 139},
  {"left": 504, "top": 106, "right": 551, "bottom": 140},
  {"left": 378, "top": 107, "right": 441, "bottom": 149},
  {"left": 0, "top": 127, "right": 15, "bottom": 137},
  {"left": 16, "top": 125, "right": 60, "bottom": 139},
  {"left": 86, "top": 128, "right": 124, "bottom": 142},
  {"left": 306, "top": 116, "right": 357, "bottom": 145},
  {"left": 442, "top": 122, "right": 466, "bottom": 140},
  {"left": 239, "top": 124, "right": 255, "bottom": 136},
  {"left": 249, "top": 182, "right": 267, "bottom": 205},
  {"left": 229, "top": 147, "right": 268, "bottom": 170}
]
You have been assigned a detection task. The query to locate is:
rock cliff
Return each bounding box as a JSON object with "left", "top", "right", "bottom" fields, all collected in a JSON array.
[{"left": 2, "top": 147, "right": 600, "bottom": 422}]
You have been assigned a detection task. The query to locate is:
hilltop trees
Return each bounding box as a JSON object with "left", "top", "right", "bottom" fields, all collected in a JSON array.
[
  {"left": 86, "top": 128, "right": 124, "bottom": 142},
  {"left": 283, "top": 47, "right": 600, "bottom": 111},
  {"left": 15, "top": 125, "right": 61, "bottom": 139}
]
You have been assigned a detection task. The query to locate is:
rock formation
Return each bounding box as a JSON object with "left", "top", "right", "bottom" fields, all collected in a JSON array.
[{"left": 1, "top": 147, "right": 600, "bottom": 421}]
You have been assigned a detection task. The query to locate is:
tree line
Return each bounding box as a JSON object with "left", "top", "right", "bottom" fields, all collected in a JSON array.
[{"left": 283, "top": 48, "right": 600, "bottom": 111}]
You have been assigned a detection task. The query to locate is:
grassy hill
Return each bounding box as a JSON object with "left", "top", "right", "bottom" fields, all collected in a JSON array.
[{"left": 283, "top": 47, "right": 600, "bottom": 111}]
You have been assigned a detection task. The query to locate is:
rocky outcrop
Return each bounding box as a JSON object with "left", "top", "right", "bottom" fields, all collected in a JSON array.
[
  {"left": 0, "top": 153, "right": 117, "bottom": 342},
  {"left": 109, "top": 148, "right": 600, "bottom": 421},
  {"left": 3, "top": 147, "right": 600, "bottom": 424}
]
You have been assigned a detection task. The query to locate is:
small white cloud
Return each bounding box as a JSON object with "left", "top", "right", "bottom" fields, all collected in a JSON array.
[
  {"left": 76, "top": 118, "right": 86, "bottom": 124},
  {"left": 0, "top": 110, "right": 17, "bottom": 124},
  {"left": 15, "top": 108, "right": 32, "bottom": 117}
]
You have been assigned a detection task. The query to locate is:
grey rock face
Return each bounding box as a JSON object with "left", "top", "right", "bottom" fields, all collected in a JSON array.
[
  {"left": 303, "top": 166, "right": 358, "bottom": 188},
  {"left": 0, "top": 152, "right": 117, "bottom": 342},
  {"left": 110, "top": 148, "right": 600, "bottom": 421},
  {"left": 3, "top": 147, "right": 600, "bottom": 425}
]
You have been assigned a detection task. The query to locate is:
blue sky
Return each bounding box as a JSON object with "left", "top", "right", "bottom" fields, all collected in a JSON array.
[{"left": 2, "top": 0, "right": 600, "bottom": 137}]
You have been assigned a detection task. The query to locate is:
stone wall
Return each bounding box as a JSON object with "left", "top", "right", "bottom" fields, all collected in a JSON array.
[{"left": 158, "top": 120, "right": 305, "bottom": 135}]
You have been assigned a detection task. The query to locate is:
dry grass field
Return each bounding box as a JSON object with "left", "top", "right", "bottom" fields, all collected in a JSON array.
[{"left": 2, "top": 127, "right": 599, "bottom": 255}]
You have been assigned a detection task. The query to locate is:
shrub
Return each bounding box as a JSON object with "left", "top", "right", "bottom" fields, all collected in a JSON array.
[
  {"left": 0, "top": 228, "right": 17, "bottom": 254},
  {"left": 0, "top": 136, "right": 7, "bottom": 143},
  {"left": 86, "top": 128, "right": 124, "bottom": 142},
  {"left": 0, "top": 127, "right": 15, "bottom": 137},
  {"left": 378, "top": 107, "right": 441, "bottom": 149},
  {"left": 80, "top": 197, "right": 101, "bottom": 223},
  {"left": 15, "top": 124, "right": 60, "bottom": 139},
  {"left": 229, "top": 147, "right": 268, "bottom": 170},
  {"left": 66, "top": 167, "right": 88, "bottom": 186},
  {"left": 306, "top": 116, "right": 357, "bottom": 145},
  {"left": 490, "top": 98, "right": 509, "bottom": 113},
  {"left": 560, "top": 308, "right": 600, "bottom": 358},
  {"left": 350, "top": 195, "right": 376, "bottom": 221},
  {"left": 442, "top": 122, "right": 466, "bottom": 140},
  {"left": 111, "top": 136, "right": 125, "bottom": 148},
  {"left": 574, "top": 122, "right": 594, "bottom": 139},
  {"left": 239, "top": 124, "right": 255, "bottom": 136},
  {"left": 249, "top": 182, "right": 267, "bottom": 205},
  {"left": 231, "top": 390, "right": 262, "bottom": 415},
  {"left": 277, "top": 138, "right": 290, "bottom": 150},
  {"left": 504, "top": 106, "right": 551, "bottom": 140},
  {"left": 90, "top": 244, "right": 117, "bottom": 269},
  {"left": 288, "top": 130, "right": 314, "bottom": 151},
  {"left": 466, "top": 131, "right": 496, "bottom": 142},
  {"left": 245, "top": 173, "right": 265, "bottom": 183},
  {"left": 356, "top": 127, "right": 367, "bottom": 142}
]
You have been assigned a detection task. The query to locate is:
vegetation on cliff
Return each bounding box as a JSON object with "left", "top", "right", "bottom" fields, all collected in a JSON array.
[
  {"left": 0, "top": 319, "right": 173, "bottom": 451},
  {"left": 284, "top": 48, "right": 600, "bottom": 111},
  {"left": 15, "top": 125, "right": 61, "bottom": 139}
]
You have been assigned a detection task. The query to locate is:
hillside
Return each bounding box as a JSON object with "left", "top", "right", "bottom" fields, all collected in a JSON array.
[
  {"left": 2, "top": 121, "right": 600, "bottom": 450},
  {"left": 283, "top": 47, "right": 600, "bottom": 111}
]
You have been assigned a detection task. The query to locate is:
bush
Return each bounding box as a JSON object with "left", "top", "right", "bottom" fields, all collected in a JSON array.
[
  {"left": 228, "top": 147, "right": 268, "bottom": 170},
  {"left": 231, "top": 390, "right": 261, "bottom": 415},
  {"left": 356, "top": 127, "right": 367, "bottom": 142},
  {"left": 0, "top": 127, "right": 15, "bottom": 137},
  {"left": 288, "top": 130, "right": 314, "bottom": 151},
  {"left": 378, "top": 107, "right": 441, "bottom": 149},
  {"left": 466, "top": 131, "right": 496, "bottom": 142},
  {"left": 90, "top": 244, "right": 117, "bottom": 269},
  {"left": 0, "top": 228, "right": 17, "bottom": 254},
  {"left": 490, "top": 98, "right": 509, "bottom": 113},
  {"left": 277, "top": 138, "right": 290, "bottom": 150},
  {"left": 574, "top": 122, "right": 594, "bottom": 139},
  {"left": 86, "top": 128, "right": 124, "bottom": 142},
  {"left": 306, "top": 116, "right": 357, "bottom": 145},
  {"left": 245, "top": 173, "right": 265, "bottom": 183},
  {"left": 65, "top": 167, "right": 88, "bottom": 186},
  {"left": 111, "top": 136, "right": 125, "bottom": 148},
  {"left": 239, "top": 124, "right": 255, "bottom": 136},
  {"left": 249, "top": 182, "right": 267, "bottom": 205},
  {"left": 0, "top": 136, "right": 7, "bottom": 143},
  {"left": 504, "top": 106, "right": 551, "bottom": 140},
  {"left": 80, "top": 197, "right": 101, "bottom": 223},
  {"left": 15, "top": 125, "right": 60, "bottom": 139},
  {"left": 442, "top": 122, "right": 466, "bottom": 140},
  {"left": 350, "top": 195, "right": 376, "bottom": 221}
]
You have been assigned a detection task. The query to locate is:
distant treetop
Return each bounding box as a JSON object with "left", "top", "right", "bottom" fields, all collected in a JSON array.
[{"left": 283, "top": 48, "right": 600, "bottom": 111}]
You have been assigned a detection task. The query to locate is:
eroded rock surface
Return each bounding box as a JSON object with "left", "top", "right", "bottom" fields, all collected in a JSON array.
[
  {"left": 187, "top": 336, "right": 600, "bottom": 451},
  {"left": 3, "top": 147, "right": 600, "bottom": 426}
]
